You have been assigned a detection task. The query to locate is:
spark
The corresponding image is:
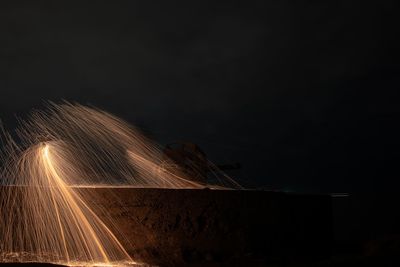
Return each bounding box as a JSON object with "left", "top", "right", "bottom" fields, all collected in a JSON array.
[{"left": 0, "top": 102, "right": 241, "bottom": 266}]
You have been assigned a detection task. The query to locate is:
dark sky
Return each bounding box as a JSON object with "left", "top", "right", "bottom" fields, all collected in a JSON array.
[{"left": 0, "top": 1, "right": 399, "bottom": 192}]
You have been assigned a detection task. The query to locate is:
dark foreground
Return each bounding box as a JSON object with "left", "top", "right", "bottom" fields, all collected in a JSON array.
[
  {"left": 78, "top": 188, "right": 332, "bottom": 266},
  {"left": 3, "top": 188, "right": 399, "bottom": 266},
  {"left": 0, "top": 187, "right": 332, "bottom": 266}
]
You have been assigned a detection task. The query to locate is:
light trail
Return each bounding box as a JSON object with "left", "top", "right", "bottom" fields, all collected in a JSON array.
[{"left": 0, "top": 102, "right": 241, "bottom": 266}]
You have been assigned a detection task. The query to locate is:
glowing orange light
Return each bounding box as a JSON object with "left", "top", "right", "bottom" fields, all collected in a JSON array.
[{"left": 0, "top": 103, "right": 240, "bottom": 266}]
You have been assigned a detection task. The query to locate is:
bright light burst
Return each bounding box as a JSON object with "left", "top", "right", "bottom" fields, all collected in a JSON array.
[{"left": 0, "top": 103, "right": 240, "bottom": 266}]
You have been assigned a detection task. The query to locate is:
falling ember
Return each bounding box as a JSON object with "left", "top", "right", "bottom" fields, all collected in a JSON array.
[
  {"left": 0, "top": 142, "right": 134, "bottom": 266},
  {"left": 0, "top": 102, "right": 240, "bottom": 266}
]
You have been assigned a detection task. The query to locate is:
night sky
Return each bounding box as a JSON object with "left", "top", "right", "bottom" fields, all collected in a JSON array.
[{"left": 0, "top": 1, "right": 398, "bottom": 193}]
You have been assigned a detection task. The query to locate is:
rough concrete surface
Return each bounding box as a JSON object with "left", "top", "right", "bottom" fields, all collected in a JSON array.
[
  {"left": 78, "top": 188, "right": 333, "bottom": 266},
  {"left": 0, "top": 186, "right": 332, "bottom": 266}
]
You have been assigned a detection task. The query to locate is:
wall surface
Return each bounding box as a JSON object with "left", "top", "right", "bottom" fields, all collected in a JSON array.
[
  {"left": 79, "top": 188, "right": 333, "bottom": 266},
  {"left": 0, "top": 186, "right": 332, "bottom": 266}
]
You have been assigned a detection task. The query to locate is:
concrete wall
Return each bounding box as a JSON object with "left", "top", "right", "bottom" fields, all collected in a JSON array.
[{"left": 80, "top": 188, "right": 333, "bottom": 266}]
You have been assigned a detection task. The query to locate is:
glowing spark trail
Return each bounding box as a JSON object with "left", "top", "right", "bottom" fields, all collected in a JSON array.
[{"left": 0, "top": 102, "right": 241, "bottom": 266}]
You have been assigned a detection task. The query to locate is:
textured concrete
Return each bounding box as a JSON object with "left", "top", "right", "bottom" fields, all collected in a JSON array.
[
  {"left": 0, "top": 186, "right": 332, "bottom": 266},
  {"left": 78, "top": 188, "right": 333, "bottom": 266}
]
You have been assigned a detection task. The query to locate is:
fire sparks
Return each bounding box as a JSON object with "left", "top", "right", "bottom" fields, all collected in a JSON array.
[{"left": 0, "top": 103, "right": 240, "bottom": 266}]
